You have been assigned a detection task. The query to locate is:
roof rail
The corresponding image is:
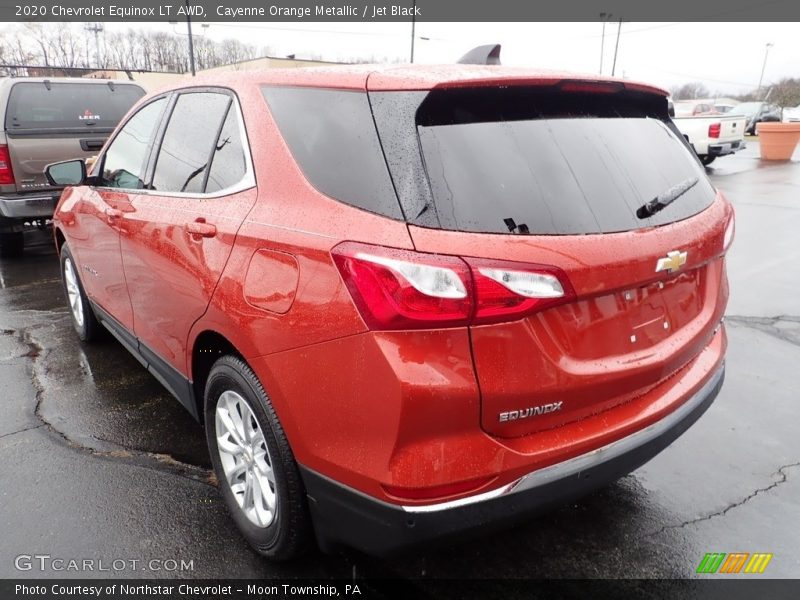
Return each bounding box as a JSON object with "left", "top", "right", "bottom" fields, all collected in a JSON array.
[{"left": 457, "top": 44, "right": 502, "bottom": 66}]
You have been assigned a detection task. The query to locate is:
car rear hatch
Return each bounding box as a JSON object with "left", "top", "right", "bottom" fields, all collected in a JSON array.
[
  {"left": 2, "top": 80, "right": 144, "bottom": 194},
  {"left": 369, "top": 81, "right": 732, "bottom": 439}
]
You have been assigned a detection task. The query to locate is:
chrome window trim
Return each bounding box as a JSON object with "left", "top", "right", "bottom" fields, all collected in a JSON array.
[{"left": 94, "top": 87, "right": 256, "bottom": 199}]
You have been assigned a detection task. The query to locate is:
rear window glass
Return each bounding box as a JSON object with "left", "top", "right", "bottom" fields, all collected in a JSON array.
[
  {"left": 5, "top": 82, "right": 145, "bottom": 131},
  {"left": 413, "top": 88, "right": 715, "bottom": 234},
  {"left": 262, "top": 86, "right": 402, "bottom": 220}
]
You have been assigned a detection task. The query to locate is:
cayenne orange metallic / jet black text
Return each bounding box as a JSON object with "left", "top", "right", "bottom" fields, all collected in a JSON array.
[{"left": 46, "top": 64, "right": 733, "bottom": 559}]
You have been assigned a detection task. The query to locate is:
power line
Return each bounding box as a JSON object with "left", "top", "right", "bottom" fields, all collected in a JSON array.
[
  {"left": 627, "top": 64, "right": 760, "bottom": 88},
  {"left": 206, "top": 22, "right": 448, "bottom": 41}
]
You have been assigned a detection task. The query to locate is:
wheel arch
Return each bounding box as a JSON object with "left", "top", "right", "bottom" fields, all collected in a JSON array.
[
  {"left": 190, "top": 329, "right": 245, "bottom": 421},
  {"left": 54, "top": 227, "right": 66, "bottom": 253}
]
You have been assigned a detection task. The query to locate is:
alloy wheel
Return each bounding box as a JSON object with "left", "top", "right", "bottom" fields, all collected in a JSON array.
[
  {"left": 63, "top": 257, "right": 84, "bottom": 329},
  {"left": 215, "top": 390, "right": 277, "bottom": 527}
]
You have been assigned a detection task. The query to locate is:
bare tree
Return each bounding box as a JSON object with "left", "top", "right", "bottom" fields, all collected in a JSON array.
[
  {"left": 669, "top": 82, "right": 711, "bottom": 100},
  {"left": 1, "top": 24, "right": 258, "bottom": 74}
]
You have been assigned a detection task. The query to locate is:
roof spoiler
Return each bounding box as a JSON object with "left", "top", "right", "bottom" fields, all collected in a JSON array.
[{"left": 457, "top": 44, "right": 501, "bottom": 66}]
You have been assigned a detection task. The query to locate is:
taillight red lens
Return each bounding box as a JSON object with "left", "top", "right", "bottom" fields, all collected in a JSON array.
[
  {"left": 465, "top": 257, "right": 576, "bottom": 326},
  {"left": 331, "top": 242, "right": 473, "bottom": 330},
  {"left": 708, "top": 123, "right": 721, "bottom": 138},
  {"left": 332, "top": 242, "right": 576, "bottom": 330},
  {"left": 559, "top": 80, "right": 624, "bottom": 94},
  {"left": 0, "top": 145, "right": 15, "bottom": 185}
]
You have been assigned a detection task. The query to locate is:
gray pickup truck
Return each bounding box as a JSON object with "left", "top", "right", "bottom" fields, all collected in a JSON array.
[{"left": 0, "top": 77, "right": 145, "bottom": 256}]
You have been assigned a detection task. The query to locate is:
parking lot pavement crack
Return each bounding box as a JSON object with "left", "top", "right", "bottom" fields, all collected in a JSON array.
[
  {"left": 0, "top": 424, "right": 44, "bottom": 440},
  {"left": 649, "top": 461, "right": 800, "bottom": 536},
  {"left": 13, "top": 324, "right": 216, "bottom": 487},
  {"left": 725, "top": 315, "right": 800, "bottom": 347}
]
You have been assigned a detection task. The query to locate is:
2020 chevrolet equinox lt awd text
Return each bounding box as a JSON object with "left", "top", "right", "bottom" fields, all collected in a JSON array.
[{"left": 46, "top": 65, "right": 733, "bottom": 559}]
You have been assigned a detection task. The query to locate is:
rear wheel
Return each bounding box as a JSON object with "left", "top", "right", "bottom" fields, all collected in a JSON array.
[
  {"left": 0, "top": 231, "right": 24, "bottom": 258},
  {"left": 60, "top": 244, "right": 102, "bottom": 342},
  {"left": 700, "top": 155, "right": 716, "bottom": 166},
  {"left": 204, "top": 355, "right": 312, "bottom": 560}
]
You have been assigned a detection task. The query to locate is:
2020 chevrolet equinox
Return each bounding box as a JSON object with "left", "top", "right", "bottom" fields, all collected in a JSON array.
[{"left": 46, "top": 64, "right": 732, "bottom": 559}]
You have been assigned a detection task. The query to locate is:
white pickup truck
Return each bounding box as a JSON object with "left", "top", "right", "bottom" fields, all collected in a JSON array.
[{"left": 669, "top": 100, "right": 747, "bottom": 166}]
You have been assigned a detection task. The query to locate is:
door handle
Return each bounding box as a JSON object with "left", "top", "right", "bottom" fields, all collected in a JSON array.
[
  {"left": 185, "top": 220, "right": 217, "bottom": 238},
  {"left": 104, "top": 207, "right": 123, "bottom": 219}
]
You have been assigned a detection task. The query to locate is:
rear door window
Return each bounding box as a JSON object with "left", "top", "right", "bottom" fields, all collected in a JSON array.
[
  {"left": 5, "top": 82, "right": 145, "bottom": 132},
  {"left": 151, "top": 92, "right": 232, "bottom": 194}
]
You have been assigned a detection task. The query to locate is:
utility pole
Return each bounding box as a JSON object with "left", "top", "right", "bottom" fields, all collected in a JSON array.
[
  {"left": 410, "top": 0, "right": 416, "bottom": 63},
  {"left": 757, "top": 42, "right": 773, "bottom": 99},
  {"left": 185, "top": 0, "right": 196, "bottom": 76},
  {"left": 611, "top": 18, "right": 622, "bottom": 77},
  {"left": 84, "top": 23, "right": 104, "bottom": 69},
  {"left": 599, "top": 12, "right": 611, "bottom": 75}
]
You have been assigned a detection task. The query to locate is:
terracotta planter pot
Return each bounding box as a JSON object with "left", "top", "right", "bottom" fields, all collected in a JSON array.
[{"left": 757, "top": 122, "right": 800, "bottom": 160}]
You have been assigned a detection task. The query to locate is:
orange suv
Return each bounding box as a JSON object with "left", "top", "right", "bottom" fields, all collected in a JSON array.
[{"left": 47, "top": 65, "right": 732, "bottom": 558}]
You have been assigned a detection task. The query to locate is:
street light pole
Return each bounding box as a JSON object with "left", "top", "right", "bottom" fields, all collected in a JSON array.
[
  {"left": 611, "top": 17, "right": 622, "bottom": 77},
  {"left": 84, "top": 23, "right": 104, "bottom": 69},
  {"left": 185, "top": 0, "right": 196, "bottom": 76},
  {"left": 410, "top": 0, "right": 416, "bottom": 63},
  {"left": 757, "top": 42, "right": 773, "bottom": 98},
  {"left": 599, "top": 13, "right": 611, "bottom": 75}
]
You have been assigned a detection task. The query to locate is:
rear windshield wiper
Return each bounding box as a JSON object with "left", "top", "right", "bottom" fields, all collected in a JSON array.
[{"left": 636, "top": 176, "right": 699, "bottom": 219}]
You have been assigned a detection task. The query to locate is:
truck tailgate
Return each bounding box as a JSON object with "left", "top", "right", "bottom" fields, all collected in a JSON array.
[
  {"left": 5, "top": 132, "right": 107, "bottom": 193},
  {"left": 716, "top": 116, "right": 746, "bottom": 142}
]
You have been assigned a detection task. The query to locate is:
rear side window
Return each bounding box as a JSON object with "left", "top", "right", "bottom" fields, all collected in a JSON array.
[
  {"left": 152, "top": 92, "right": 232, "bottom": 194},
  {"left": 5, "top": 82, "right": 145, "bottom": 131},
  {"left": 409, "top": 87, "right": 715, "bottom": 234},
  {"left": 100, "top": 98, "right": 166, "bottom": 190},
  {"left": 262, "top": 87, "right": 402, "bottom": 220}
]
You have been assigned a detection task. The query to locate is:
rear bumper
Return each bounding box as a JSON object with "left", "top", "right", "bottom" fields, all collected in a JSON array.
[
  {"left": 0, "top": 193, "right": 59, "bottom": 220},
  {"left": 708, "top": 140, "right": 745, "bottom": 156},
  {"left": 302, "top": 362, "right": 724, "bottom": 557}
]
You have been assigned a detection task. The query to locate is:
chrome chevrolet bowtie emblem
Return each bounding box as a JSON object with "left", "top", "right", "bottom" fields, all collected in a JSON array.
[{"left": 656, "top": 250, "right": 688, "bottom": 273}]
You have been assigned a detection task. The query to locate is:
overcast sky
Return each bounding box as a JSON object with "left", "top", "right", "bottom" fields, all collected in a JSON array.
[{"left": 95, "top": 21, "right": 800, "bottom": 95}]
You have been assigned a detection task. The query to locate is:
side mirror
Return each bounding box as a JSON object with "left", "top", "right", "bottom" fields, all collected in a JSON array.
[{"left": 45, "top": 159, "right": 86, "bottom": 186}]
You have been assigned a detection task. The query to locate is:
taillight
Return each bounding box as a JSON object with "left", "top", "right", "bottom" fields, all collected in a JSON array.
[
  {"left": 708, "top": 123, "right": 721, "bottom": 138},
  {"left": 466, "top": 258, "right": 575, "bottom": 326},
  {"left": 331, "top": 242, "right": 575, "bottom": 330},
  {"left": 331, "top": 242, "right": 472, "bottom": 330},
  {"left": 0, "top": 145, "right": 15, "bottom": 185},
  {"left": 559, "top": 80, "right": 624, "bottom": 94}
]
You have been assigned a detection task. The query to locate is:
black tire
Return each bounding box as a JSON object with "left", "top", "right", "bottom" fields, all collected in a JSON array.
[
  {"left": 204, "top": 355, "right": 312, "bottom": 560},
  {"left": 700, "top": 155, "right": 716, "bottom": 166},
  {"left": 59, "top": 244, "right": 102, "bottom": 342},
  {"left": 0, "top": 231, "right": 24, "bottom": 258}
]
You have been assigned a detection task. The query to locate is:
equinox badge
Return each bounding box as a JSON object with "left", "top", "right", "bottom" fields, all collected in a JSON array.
[
  {"left": 499, "top": 402, "right": 563, "bottom": 422},
  {"left": 655, "top": 250, "right": 687, "bottom": 274}
]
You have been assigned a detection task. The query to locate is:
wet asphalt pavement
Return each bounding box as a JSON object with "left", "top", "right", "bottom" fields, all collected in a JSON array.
[{"left": 0, "top": 141, "right": 798, "bottom": 586}]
